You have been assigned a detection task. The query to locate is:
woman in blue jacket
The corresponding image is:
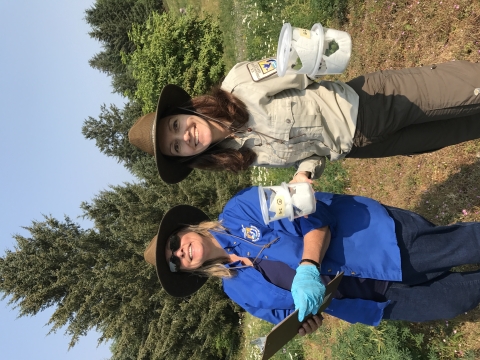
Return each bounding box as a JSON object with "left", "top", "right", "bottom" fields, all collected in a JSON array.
[{"left": 144, "top": 187, "right": 480, "bottom": 335}]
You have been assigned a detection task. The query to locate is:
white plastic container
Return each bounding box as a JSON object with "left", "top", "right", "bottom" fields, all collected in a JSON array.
[
  {"left": 258, "top": 182, "right": 316, "bottom": 224},
  {"left": 276, "top": 23, "right": 352, "bottom": 78}
]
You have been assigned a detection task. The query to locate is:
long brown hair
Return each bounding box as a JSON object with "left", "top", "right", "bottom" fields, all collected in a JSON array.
[{"left": 179, "top": 86, "right": 257, "bottom": 172}]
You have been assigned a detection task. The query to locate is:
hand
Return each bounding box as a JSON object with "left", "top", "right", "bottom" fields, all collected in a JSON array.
[
  {"left": 291, "top": 265, "right": 326, "bottom": 321},
  {"left": 298, "top": 315, "right": 323, "bottom": 336},
  {"left": 290, "top": 171, "right": 312, "bottom": 184}
]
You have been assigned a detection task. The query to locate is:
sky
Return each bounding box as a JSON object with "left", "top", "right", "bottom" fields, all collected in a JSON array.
[{"left": 0, "top": 1, "right": 137, "bottom": 359}]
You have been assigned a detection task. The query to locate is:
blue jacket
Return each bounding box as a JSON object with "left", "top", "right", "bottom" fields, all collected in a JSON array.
[{"left": 214, "top": 187, "right": 402, "bottom": 326}]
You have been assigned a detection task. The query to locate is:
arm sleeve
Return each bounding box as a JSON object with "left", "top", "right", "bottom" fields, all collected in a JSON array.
[
  {"left": 243, "top": 307, "right": 294, "bottom": 325},
  {"left": 220, "top": 187, "right": 275, "bottom": 230},
  {"left": 295, "top": 200, "right": 336, "bottom": 236},
  {"left": 220, "top": 187, "right": 336, "bottom": 237},
  {"left": 294, "top": 155, "right": 327, "bottom": 179},
  {"left": 254, "top": 72, "right": 314, "bottom": 97},
  {"left": 222, "top": 269, "right": 296, "bottom": 325},
  {"left": 227, "top": 59, "right": 315, "bottom": 97}
]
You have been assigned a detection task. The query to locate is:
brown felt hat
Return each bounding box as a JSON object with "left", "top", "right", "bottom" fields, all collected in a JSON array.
[
  {"left": 144, "top": 205, "right": 210, "bottom": 297},
  {"left": 128, "top": 84, "right": 193, "bottom": 184}
]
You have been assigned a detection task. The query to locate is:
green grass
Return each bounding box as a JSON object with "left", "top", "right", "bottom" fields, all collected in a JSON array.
[
  {"left": 218, "top": 0, "right": 240, "bottom": 69},
  {"left": 232, "top": 313, "right": 305, "bottom": 360},
  {"left": 250, "top": 160, "right": 348, "bottom": 194}
]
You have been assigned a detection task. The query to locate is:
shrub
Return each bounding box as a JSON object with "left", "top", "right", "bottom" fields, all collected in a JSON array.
[{"left": 125, "top": 9, "right": 225, "bottom": 112}]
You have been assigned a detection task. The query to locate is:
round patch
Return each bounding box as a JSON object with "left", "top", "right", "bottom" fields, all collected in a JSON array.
[{"left": 242, "top": 224, "right": 261, "bottom": 242}]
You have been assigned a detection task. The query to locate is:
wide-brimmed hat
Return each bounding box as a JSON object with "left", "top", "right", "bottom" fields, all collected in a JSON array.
[
  {"left": 128, "top": 84, "right": 193, "bottom": 184},
  {"left": 144, "top": 205, "right": 210, "bottom": 297}
]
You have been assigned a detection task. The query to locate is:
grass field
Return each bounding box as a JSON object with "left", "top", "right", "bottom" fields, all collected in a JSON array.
[{"left": 164, "top": 0, "right": 480, "bottom": 358}]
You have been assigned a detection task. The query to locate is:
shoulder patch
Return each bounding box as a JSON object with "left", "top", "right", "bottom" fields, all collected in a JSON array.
[
  {"left": 247, "top": 58, "right": 277, "bottom": 82},
  {"left": 242, "top": 224, "right": 261, "bottom": 242}
]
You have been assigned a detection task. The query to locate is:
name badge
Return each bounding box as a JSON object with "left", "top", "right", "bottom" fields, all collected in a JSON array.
[{"left": 247, "top": 58, "right": 278, "bottom": 82}]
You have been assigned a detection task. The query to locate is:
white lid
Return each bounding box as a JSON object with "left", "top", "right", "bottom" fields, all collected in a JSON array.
[
  {"left": 281, "top": 182, "right": 295, "bottom": 221},
  {"left": 308, "top": 23, "right": 325, "bottom": 78},
  {"left": 276, "top": 23, "right": 292, "bottom": 77},
  {"left": 258, "top": 185, "right": 270, "bottom": 224}
]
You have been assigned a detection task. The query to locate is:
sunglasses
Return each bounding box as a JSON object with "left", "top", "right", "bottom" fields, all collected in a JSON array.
[{"left": 168, "top": 233, "right": 181, "bottom": 272}]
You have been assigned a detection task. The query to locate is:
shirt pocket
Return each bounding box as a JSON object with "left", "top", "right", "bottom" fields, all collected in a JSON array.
[
  {"left": 266, "top": 98, "right": 294, "bottom": 142},
  {"left": 289, "top": 98, "right": 323, "bottom": 130},
  {"left": 267, "top": 98, "right": 323, "bottom": 140}
]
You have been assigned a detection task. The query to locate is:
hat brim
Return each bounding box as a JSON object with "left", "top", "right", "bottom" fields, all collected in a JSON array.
[
  {"left": 152, "top": 84, "right": 194, "bottom": 184},
  {"left": 155, "top": 205, "right": 210, "bottom": 297}
]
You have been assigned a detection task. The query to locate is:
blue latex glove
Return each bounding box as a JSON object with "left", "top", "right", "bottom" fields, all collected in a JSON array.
[{"left": 291, "top": 265, "right": 326, "bottom": 321}]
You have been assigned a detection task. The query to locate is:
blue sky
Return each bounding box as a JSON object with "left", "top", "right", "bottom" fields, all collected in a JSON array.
[{"left": 0, "top": 1, "right": 136, "bottom": 359}]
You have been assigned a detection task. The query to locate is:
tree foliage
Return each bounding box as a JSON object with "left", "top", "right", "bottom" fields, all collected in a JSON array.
[
  {"left": 85, "top": 0, "right": 164, "bottom": 95},
  {"left": 125, "top": 11, "right": 225, "bottom": 113},
  {"left": 0, "top": 175, "right": 251, "bottom": 359},
  {"left": 0, "top": 4, "right": 253, "bottom": 359},
  {"left": 82, "top": 100, "right": 147, "bottom": 170}
]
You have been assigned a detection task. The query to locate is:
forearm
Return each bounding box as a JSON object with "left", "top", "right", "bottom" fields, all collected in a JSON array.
[
  {"left": 292, "top": 226, "right": 330, "bottom": 322},
  {"left": 301, "top": 226, "right": 331, "bottom": 266}
]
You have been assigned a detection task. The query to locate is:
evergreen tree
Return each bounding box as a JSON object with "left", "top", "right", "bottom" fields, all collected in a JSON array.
[
  {"left": 89, "top": 51, "right": 138, "bottom": 96},
  {"left": 126, "top": 11, "right": 225, "bottom": 113},
  {"left": 0, "top": 176, "right": 250, "bottom": 359},
  {"left": 85, "top": 0, "right": 164, "bottom": 95},
  {"left": 1, "top": 4, "right": 260, "bottom": 359},
  {"left": 82, "top": 100, "right": 146, "bottom": 170}
]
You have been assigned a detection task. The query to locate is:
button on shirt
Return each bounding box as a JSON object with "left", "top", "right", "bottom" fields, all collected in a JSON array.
[{"left": 220, "top": 59, "right": 359, "bottom": 179}]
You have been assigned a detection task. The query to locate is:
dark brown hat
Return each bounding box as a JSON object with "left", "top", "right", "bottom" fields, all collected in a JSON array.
[
  {"left": 128, "top": 84, "right": 193, "bottom": 184},
  {"left": 144, "top": 205, "right": 210, "bottom": 297}
]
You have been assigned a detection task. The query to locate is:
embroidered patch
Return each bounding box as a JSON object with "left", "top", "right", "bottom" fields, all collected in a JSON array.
[
  {"left": 247, "top": 58, "right": 277, "bottom": 82},
  {"left": 242, "top": 224, "right": 261, "bottom": 242}
]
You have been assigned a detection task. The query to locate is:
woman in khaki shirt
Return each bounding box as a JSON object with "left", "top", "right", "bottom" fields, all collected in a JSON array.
[{"left": 129, "top": 59, "right": 480, "bottom": 184}]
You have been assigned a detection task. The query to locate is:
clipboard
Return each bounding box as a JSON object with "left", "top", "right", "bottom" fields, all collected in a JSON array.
[{"left": 260, "top": 272, "right": 344, "bottom": 360}]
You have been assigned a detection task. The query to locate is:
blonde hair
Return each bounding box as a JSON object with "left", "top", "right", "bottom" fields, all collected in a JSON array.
[
  {"left": 179, "top": 221, "right": 237, "bottom": 278},
  {"left": 183, "top": 220, "right": 225, "bottom": 238}
]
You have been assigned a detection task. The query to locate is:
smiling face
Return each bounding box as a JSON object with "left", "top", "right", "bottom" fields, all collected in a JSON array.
[
  {"left": 157, "top": 113, "right": 228, "bottom": 157},
  {"left": 165, "top": 230, "right": 217, "bottom": 271}
]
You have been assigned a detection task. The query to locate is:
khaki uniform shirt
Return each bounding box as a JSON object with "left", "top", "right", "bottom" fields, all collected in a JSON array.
[{"left": 220, "top": 59, "right": 359, "bottom": 178}]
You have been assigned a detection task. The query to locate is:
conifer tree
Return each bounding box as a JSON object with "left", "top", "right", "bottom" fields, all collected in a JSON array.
[
  {"left": 85, "top": 0, "right": 164, "bottom": 95},
  {"left": 2, "top": 5, "right": 259, "bottom": 359},
  {"left": 82, "top": 100, "right": 146, "bottom": 170},
  {"left": 126, "top": 11, "right": 225, "bottom": 112},
  {"left": 1, "top": 177, "right": 249, "bottom": 359}
]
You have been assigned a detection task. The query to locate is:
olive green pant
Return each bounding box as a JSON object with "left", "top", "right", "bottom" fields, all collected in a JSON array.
[{"left": 346, "top": 61, "right": 480, "bottom": 158}]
